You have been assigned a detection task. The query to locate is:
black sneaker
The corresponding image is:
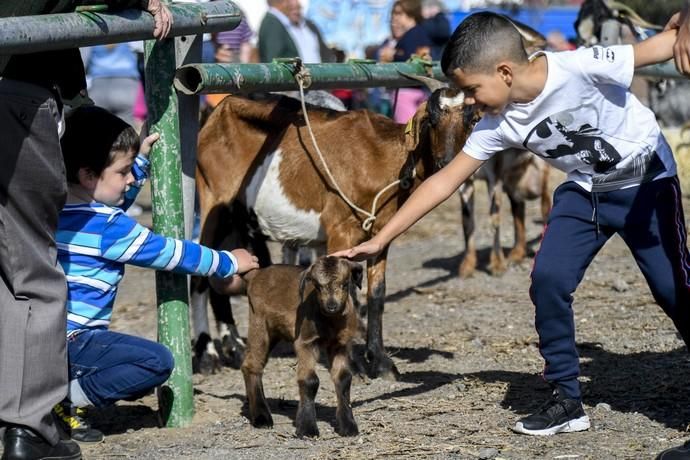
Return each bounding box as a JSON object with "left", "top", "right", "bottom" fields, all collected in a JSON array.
[
  {"left": 656, "top": 440, "right": 690, "bottom": 459},
  {"left": 53, "top": 402, "right": 105, "bottom": 443},
  {"left": 513, "top": 389, "right": 590, "bottom": 436}
]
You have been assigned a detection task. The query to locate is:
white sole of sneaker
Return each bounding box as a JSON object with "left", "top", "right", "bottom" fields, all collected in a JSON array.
[{"left": 512, "top": 415, "right": 591, "bottom": 436}]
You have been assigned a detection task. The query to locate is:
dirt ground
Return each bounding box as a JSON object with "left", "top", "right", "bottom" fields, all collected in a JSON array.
[{"left": 6, "top": 165, "right": 690, "bottom": 460}]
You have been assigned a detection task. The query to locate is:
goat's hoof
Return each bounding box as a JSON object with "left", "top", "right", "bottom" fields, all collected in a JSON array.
[
  {"left": 488, "top": 254, "right": 507, "bottom": 276},
  {"left": 336, "top": 420, "right": 359, "bottom": 437},
  {"left": 489, "top": 264, "right": 507, "bottom": 276},
  {"left": 508, "top": 247, "right": 526, "bottom": 263},
  {"left": 251, "top": 412, "right": 274, "bottom": 428},
  {"left": 296, "top": 423, "right": 319, "bottom": 438},
  {"left": 458, "top": 258, "right": 476, "bottom": 279},
  {"left": 192, "top": 333, "right": 222, "bottom": 375},
  {"left": 349, "top": 349, "right": 369, "bottom": 379},
  {"left": 196, "top": 352, "right": 222, "bottom": 375},
  {"left": 367, "top": 355, "right": 400, "bottom": 381},
  {"left": 219, "top": 336, "right": 245, "bottom": 369},
  {"left": 192, "top": 343, "right": 222, "bottom": 375}
]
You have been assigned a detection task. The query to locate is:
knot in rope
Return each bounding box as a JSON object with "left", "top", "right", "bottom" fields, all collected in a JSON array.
[
  {"left": 293, "top": 58, "right": 312, "bottom": 90},
  {"left": 293, "top": 66, "right": 414, "bottom": 233}
]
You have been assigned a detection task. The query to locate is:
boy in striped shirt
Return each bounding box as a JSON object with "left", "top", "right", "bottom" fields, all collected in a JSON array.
[{"left": 54, "top": 106, "right": 259, "bottom": 442}]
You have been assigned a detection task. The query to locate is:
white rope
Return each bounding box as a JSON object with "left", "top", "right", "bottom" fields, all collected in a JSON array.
[{"left": 294, "top": 71, "right": 412, "bottom": 232}]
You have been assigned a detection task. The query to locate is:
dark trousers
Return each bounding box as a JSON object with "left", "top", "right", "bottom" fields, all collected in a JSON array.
[
  {"left": 68, "top": 330, "right": 174, "bottom": 408},
  {"left": 530, "top": 177, "right": 690, "bottom": 400},
  {"left": 0, "top": 78, "right": 68, "bottom": 444}
]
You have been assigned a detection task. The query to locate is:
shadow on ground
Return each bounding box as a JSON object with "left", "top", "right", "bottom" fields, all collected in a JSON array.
[
  {"left": 89, "top": 404, "right": 160, "bottom": 435},
  {"left": 467, "top": 343, "right": 690, "bottom": 429}
]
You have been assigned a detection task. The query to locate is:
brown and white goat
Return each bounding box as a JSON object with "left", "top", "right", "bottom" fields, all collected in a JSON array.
[
  {"left": 457, "top": 150, "right": 551, "bottom": 278},
  {"left": 241, "top": 256, "right": 362, "bottom": 438},
  {"left": 194, "top": 90, "right": 475, "bottom": 379}
]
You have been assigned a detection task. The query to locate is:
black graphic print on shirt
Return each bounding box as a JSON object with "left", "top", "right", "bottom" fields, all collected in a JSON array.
[{"left": 523, "top": 105, "right": 666, "bottom": 190}]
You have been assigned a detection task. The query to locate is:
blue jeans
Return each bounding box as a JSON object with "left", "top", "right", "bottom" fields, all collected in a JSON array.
[{"left": 68, "top": 329, "right": 174, "bottom": 408}]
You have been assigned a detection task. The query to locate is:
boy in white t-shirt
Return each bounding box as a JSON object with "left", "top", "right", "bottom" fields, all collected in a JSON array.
[{"left": 333, "top": 12, "right": 688, "bottom": 436}]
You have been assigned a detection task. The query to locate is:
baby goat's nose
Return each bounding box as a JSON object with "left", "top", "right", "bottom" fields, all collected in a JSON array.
[{"left": 324, "top": 300, "right": 343, "bottom": 315}]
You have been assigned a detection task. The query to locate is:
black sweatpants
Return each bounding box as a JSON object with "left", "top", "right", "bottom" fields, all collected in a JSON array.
[{"left": 530, "top": 177, "right": 690, "bottom": 400}]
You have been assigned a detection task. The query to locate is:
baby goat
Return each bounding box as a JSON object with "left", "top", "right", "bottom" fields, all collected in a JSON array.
[{"left": 241, "top": 256, "right": 362, "bottom": 438}]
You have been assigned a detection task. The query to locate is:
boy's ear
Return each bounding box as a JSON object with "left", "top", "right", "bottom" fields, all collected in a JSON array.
[
  {"left": 497, "top": 63, "right": 513, "bottom": 85},
  {"left": 77, "top": 167, "right": 98, "bottom": 189}
]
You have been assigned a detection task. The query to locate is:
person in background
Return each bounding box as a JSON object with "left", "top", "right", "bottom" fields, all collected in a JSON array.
[
  {"left": 546, "top": 30, "right": 576, "bottom": 51},
  {"left": 363, "top": 44, "right": 395, "bottom": 116},
  {"left": 420, "top": 0, "right": 450, "bottom": 60},
  {"left": 0, "top": 1, "right": 171, "bottom": 458},
  {"left": 214, "top": 13, "right": 256, "bottom": 65},
  {"left": 81, "top": 43, "right": 141, "bottom": 127},
  {"left": 379, "top": 0, "right": 433, "bottom": 123},
  {"left": 258, "top": 0, "right": 334, "bottom": 64},
  {"left": 203, "top": 13, "right": 256, "bottom": 111}
]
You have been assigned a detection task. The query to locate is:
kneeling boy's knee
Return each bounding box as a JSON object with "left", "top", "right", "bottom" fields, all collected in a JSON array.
[
  {"left": 146, "top": 343, "right": 175, "bottom": 379},
  {"left": 158, "top": 347, "right": 175, "bottom": 377}
]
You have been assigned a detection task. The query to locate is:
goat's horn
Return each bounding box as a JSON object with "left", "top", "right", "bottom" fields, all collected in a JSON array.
[
  {"left": 504, "top": 17, "right": 547, "bottom": 52},
  {"left": 397, "top": 71, "right": 448, "bottom": 93}
]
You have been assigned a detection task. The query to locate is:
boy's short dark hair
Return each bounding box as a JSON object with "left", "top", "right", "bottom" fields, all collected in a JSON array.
[
  {"left": 61, "top": 106, "right": 140, "bottom": 184},
  {"left": 441, "top": 11, "right": 528, "bottom": 77}
]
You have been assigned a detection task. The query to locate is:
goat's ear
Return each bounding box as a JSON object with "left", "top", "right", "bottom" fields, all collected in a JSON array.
[
  {"left": 349, "top": 262, "right": 363, "bottom": 290},
  {"left": 298, "top": 268, "right": 312, "bottom": 303}
]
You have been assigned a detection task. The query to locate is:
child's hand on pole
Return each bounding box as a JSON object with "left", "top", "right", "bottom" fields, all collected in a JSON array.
[{"left": 140, "top": 132, "right": 160, "bottom": 158}]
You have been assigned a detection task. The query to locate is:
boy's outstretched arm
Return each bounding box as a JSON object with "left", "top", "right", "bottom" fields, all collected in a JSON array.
[
  {"left": 633, "top": 28, "right": 678, "bottom": 69},
  {"left": 331, "top": 152, "right": 484, "bottom": 261},
  {"left": 99, "top": 214, "right": 259, "bottom": 277}
]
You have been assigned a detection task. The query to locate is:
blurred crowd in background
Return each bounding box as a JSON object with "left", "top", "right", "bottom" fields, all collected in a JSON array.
[{"left": 79, "top": 0, "right": 690, "bottom": 160}]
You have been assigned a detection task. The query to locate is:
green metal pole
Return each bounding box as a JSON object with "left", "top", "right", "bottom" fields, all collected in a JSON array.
[
  {"left": 637, "top": 61, "right": 686, "bottom": 79},
  {"left": 144, "top": 26, "right": 193, "bottom": 427},
  {"left": 0, "top": 1, "right": 240, "bottom": 55},
  {"left": 173, "top": 58, "right": 447, "bottom": 95}
]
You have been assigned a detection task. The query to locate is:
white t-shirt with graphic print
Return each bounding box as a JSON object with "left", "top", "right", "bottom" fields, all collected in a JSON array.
[{"left": 462, "top": 44, "right": 676, "bottom": 192}]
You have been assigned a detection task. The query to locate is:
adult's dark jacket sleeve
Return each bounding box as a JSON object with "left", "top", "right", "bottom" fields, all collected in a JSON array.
[
  {"left": 420, "top": 13, "right": 450, "bottom": 61},
  {"left": 0, "top": 0, "right": 151, "bottom": 105},
  {"left": 394, "top": 24, "right": 433, "bottom": 62}
]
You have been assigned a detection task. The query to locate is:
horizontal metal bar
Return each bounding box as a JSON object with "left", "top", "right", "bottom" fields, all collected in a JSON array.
[
  {"left": 173, "top": 59, "right": 447, "bottom": 95},
  {"left": 636, "top": 61, "right": 685, "bottom": 79},
  {"left": 0, "top": 1, "right": 241, "bottom": 55}
]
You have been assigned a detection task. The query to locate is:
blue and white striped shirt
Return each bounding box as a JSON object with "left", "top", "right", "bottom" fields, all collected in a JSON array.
[{"left": 57, "top": 154, "right": 237, "bottom": 334}]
